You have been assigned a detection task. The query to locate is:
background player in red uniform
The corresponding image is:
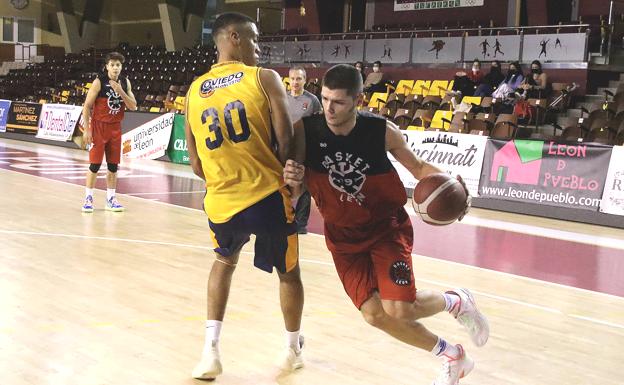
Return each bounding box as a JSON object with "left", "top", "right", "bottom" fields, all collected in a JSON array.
[
  {"left": 81, "top": 52, "right": 137, "bottom": 212},
  {"left": 283, "top": 64, "right": 489, "bottom": 385}
]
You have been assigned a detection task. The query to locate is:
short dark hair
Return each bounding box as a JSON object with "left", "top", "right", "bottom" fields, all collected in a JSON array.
[
  {"left": 289, "top": 65, "right": 306, "bottom": 78},
  {"left": 213, "top": 12, "right": 255, "bottom": 37},
  {"left": 105, "top": 52, "right": 125, "bottom": 64},
  {"left": 322, "top": 64, "right": 362, "bottom": 97},
  {"left": 373, "top": 61, "right": 382, "bottom": 67}
]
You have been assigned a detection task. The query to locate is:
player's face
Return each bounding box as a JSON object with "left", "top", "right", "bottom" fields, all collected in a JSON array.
[
  {"left": 289, "top": 69, "right": 306, "bottom": 94},
  {"left": 237, "top": 22, "right": 260, "bottom": 66},
  {"left": 321, "top": 86, "right": 358, "bottom": 128},
  {"left": 106, "top": 60, "right": 122, "bottom": 79}
]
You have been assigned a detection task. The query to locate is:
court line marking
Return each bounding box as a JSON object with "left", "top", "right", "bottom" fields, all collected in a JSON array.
[{"left": 2, "top": 229, "right": 624, "bottom": 332}]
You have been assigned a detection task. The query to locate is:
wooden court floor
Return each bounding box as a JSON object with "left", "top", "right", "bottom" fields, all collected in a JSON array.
[{"left": 1, "top": 140, "right": 623, "bottom": 385}]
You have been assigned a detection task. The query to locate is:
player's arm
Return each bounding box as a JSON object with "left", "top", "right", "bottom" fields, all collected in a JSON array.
[
  {"left": 259, "top": 68, "right": 293, "bottom": 165},
  {"left": 81, "top": 78, "right": 101, "bottom": 148},
  {"left": 183, "top": 91, "right": 205, "bottom": 180},
  {"left": 109, "top": 78, "right": 137, "bottom": 111},
  {"left": 283, "top": 119, "right": 306, "bottom": 199},
  {"left": 385, "top": 120, "right": 441, "bottom": 180}
]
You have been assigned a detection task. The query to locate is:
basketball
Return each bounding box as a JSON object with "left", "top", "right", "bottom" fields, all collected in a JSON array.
[{"left": 412, "top": 173, "right": 469, "bottom": 226}]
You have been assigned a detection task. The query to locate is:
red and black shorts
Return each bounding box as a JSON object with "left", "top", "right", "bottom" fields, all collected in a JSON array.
[
  {"left": 89, "top": 120, "right": 122, "bottom": 165},
  {"left": 325, "top": 207, "right": 416, "bottom": 309}
]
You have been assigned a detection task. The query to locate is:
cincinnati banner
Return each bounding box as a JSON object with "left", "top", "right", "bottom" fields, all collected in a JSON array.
[
  {"left": 121, "top": 113, "right": 174, "bottom": 160},
  {"left": 394, "top": 0, "right": 484, "bottom": 11},
  {"left": 6, "top": 101, "right": 42, "bottom": 135},
  {"left": 390, "top": 131, "right": 488, "bottom": 196},
  {"left": 600, "top": 145, "right": 624, "bottom": 216},
  {"left": 0, "top": 99, "right": 10, "bottom": 133},
  {"left": 479, "top": 139, "right": 612, "bottom": 210},
  {"left": 36, "top": 104, "right": 82, "bottom": 141}
]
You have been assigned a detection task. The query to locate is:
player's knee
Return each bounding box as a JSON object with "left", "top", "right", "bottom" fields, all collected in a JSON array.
[
  {"left": 383, "top": 301, "right": 417, "bottom": 320},
  {"left": 89, "top": 163, "right": 101, "bottom": 173},
  {"left": 107, "top": 163, "right": 118, "bottom": 173},
  {"left": 278, "top": 265, "right": 301, "bottom": 283},
  {"left": 361, "top": 307, "right": 387, "bottom": 329}
]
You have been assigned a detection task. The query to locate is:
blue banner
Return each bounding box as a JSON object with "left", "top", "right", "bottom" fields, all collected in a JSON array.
[{"left": 0, "top": 99, "right": 11, "bottom": 133}]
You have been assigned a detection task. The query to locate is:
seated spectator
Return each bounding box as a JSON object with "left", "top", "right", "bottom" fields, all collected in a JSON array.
[
  {"left": 466, "top": 59, "right": 484, "bottom": 85},
  {"left": 492, "top": 61, "right": 524, "bottom": 100},
  {"left": 518, "top": 60, "right": 550, "bottom": 99},
  {"left": 474, "top": 60, "right": 505, "bottom": 97},
  {"left": 354, "top": 61, "right": 366, "bottom": 83},
  {"left": 449, "top": 59, "right": 482, "bottom": 98},
  {"left": 363, "top": 61, "right": 386, "bottom": 93}
]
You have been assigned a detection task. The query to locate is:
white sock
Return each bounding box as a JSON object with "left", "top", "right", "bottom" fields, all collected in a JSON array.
[
  {"left": 107, "top": 189, "right": 116, "bottom": 201},
  {"left": 431, "top": 337, "right": 460, "bottom": 359},
  {"left": 443, "top": 292, "right": 460, "bottom": 316},
  {"left": 204, "top": 320, "right": 222, "bottom": 353},
  {"left": 85, "top": 188, "right": 94, "bottom": 198},
  {"left": 286, "top": 330, "right": 301, "bottom": 352}
]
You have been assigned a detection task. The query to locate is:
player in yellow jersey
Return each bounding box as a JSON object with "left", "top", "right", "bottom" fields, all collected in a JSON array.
[{"left": 184, "top": 13, "right": 305, "bottom": 380}]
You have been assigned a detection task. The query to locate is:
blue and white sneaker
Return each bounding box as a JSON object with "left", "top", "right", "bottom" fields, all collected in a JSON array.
[
  {"left": 105, "top": 196, "right": 124, "bottom": 212},
  {"left": 82, "top": 195, "right": 94, "bottom": 213}
]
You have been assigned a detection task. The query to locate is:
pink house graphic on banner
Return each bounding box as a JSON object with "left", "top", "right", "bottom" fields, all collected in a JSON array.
[{"left": 490, "top": 141, "right": 541, "bottom": 185}]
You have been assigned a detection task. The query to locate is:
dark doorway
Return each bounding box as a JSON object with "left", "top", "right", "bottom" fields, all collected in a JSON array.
[
  {"left": 547, "top": 0, "right": 573, "bottom": 24},
  {"left": 519, "top": 0, "right": 528, "bottom": 26},
  {"left": 317, "top": 0, "right": 345, "bottom": 33},
  {"left": 350, "top": 0, "right": 366, "bottom": 32}
]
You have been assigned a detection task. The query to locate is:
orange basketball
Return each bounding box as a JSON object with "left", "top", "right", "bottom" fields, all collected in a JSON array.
[{"left": 412, "top": 173, "right": 469, "bottom": 226}]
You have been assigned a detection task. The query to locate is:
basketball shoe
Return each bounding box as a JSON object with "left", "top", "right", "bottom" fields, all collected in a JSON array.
[
  {"left": 279, "top": 335, "right": 304, "bottom": 372},
  {"left": 192, "top": 340, "right": 223, "bottom": 380},
  {"left": 432, "top": 344, "right": 474, "bottom": 385},
  {"left": 82, "top": 195, "right": 94, "bottom": 213},
  {"left": 105, "top": 196, "right": 124, "bottom": 212},
  {"left": 448, "top": 288, "right": 489, "bottom": 347}
]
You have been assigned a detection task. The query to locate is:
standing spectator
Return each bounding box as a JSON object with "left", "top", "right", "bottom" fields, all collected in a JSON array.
[{"left": 287, "top": 65, "right": 321, "bottom": 234}]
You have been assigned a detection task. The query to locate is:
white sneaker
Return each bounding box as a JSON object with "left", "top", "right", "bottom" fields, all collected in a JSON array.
[
  {"left": 192, "top": 341, "right": 223, "bottom": 380},
  {"left": 449, "top": 288, "right": 489, "bottom": 347},
  {"left": 279, "top": 335, "right": 304, "bottom": 372},
  {"left": 432, "top": 345, "right": 474, "bottom": 385}
]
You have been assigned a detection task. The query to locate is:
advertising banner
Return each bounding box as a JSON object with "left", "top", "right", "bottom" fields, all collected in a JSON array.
[
  {"left": 479, "top": 139, "right": 612, "bottom": 210},
  {"left": 322, "top": 39, "right": 365, "bottom": 63},
  {"left": 167, "top": 114, "right": 190, "bottom": 164},
  {"left": 523, "top": 33, "right": 587, "bottom": 62},
  {"left": 464, "top": 35, "right": 521, "bottom": 62},
  {"left": 0, "top": 99, "right": 10, "bottom": 133},
  {"left": 395, "top": 0, "right": 484, "bottom": 11},
  {"left": 36, "top": 104, "right": 82, "bottom": 141},
  {"left": 258, "top": 41, "right": 285, "bottom": 64},
  {"left": 121, "top": 113, "right": 174, "bottom": 159},
  {"left": 412, "top": 37, "right": 463, "bottom": 64},
  {"left": 389, "top": 130, "right": 488, "bottom": 196},
  {"left": 366, "top": 38, "right": 411, "bottom": 64},
  {"left": 6, "top": 101, "right": 42, "bottom": 134},
  {"left": 284, "top": 41, "right": 323, "bottom": 63},
  {"left": 600, "top": 145, "right": 624, "bottom": 216}
]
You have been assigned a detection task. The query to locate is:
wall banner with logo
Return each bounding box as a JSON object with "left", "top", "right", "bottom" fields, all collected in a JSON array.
[
  {"left": 479, "top": 139, "right": 612, "bottom": 211},
  {"left": 366, "top": 38, "right": 411, "bottom": 64},
  {"left": 0, "top": 99, "right": 11, "bottom": 133},
  {"left": 464, "top": 35, "right": 521, "bottom": 62},
  {"left": 167, "top": 114, "right": 190, "bottom": 164},
  {"left": 258, "top": 41, "right": 285, "bottom": 64},
  {"left": 121, "top": 113, "right": 174, "bottom": 159},
  {"left": 389, "top": 131, "right": 488, "bottom": 196},
  {"left": 36, "top": 104, "right": 82, "bottom": 141},
  {"left": 600, "top": 145, "right": 624, "bottom": 216},
  {"left": 412, "top": 36, "right": 463, "bottom": 64},
  {"left": 5, "top": 101, "right": 42, "bottom": 135},
  {"left": 523, "top": 33, "right": 587, "bottom": 62},
  {"left": 284, "top": 41, "right": 323, "bottom": 63},
  {"left": 322, "top": 39, "right": 365, "bottom": 63},
  {"left": 395, "top": 0, "right": 484, "bottom": 11}
]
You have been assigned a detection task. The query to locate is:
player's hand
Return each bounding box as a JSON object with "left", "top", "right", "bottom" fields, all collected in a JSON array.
[
  {"left": 456, "top": 174, "right": 471, "bottom": 221},
  {"left": 109, "top": 80, "right": 123, "bottom": 95},
  {"left": 283, "top": 159, "right": 304, "bottom": 187},
  {"left": 83, "top": 130, "right": 93, "bottom": 149}
]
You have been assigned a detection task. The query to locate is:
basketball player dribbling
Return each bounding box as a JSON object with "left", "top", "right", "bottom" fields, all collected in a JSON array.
[
  {"left": 283, "top": 64, "right": 489, "bottom": 385},
  {"left": 184, "top": 13, "right": 304, "bottom": 380},
  {"left": 81, "top": 52, "right": 137, "bottom": 212}
]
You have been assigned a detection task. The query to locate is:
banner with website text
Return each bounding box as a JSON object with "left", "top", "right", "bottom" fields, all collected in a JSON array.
[
  {"left": 0, "top": 100, "right": 11, "bottom": 133},
  {"left": 389, "top": 131, "right": 488, "bottom": 196},
  {"left": 394, "top": 0, "right": 484, "bottom": 11},
  {"left": 479, "top": 139, "right": 612, "bottom": 210},
  {"left": 36, "top": 104, "right": 82, "bottom": 141},
  {"left": 121, "top": 113, "right": 174, "bottom": 160},
  {"left": 600, "top": 145, "right": 624, "bottom": 216}
]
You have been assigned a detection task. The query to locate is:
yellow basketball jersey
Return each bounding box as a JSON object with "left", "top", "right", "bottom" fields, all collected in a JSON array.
[{"left": 187, "top": 61, "right": 284, "bottom": 223}]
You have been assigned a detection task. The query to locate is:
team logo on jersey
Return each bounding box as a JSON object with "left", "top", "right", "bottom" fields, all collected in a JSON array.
[
  {"left": 322, "top": 151, "right": 371, "bottom": 205},
  {"left": 106, "top": 88, "right": 122, "bottom": 114},
  {"left": 389, "top": 261, "right": 411, "bottom": 286},
  {"left": 200, "top": 72, "right": 244, "bottom": 98}
]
